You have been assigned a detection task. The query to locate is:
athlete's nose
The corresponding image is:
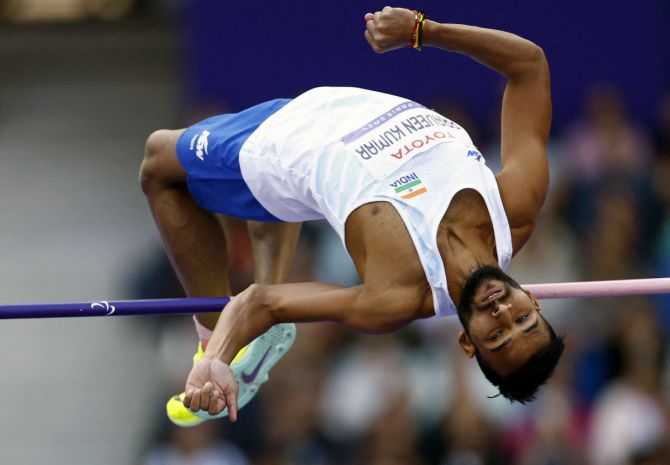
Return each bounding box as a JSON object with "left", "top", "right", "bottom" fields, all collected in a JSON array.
[{"left": 492, "top": 303, "right": 512, "bottom": 320}]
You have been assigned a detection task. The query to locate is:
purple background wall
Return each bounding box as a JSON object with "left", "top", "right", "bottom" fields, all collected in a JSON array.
[{"left": 181, "top": 0, "right": 670, "bottom": 129}]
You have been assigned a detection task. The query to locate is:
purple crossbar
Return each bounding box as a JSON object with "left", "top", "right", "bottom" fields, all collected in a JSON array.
[
  {"left": 1, "top": 278, "right": 669, "bottom": 319},
  {"left": 0, "top": 297, "right": 231, "bottom": 319}
]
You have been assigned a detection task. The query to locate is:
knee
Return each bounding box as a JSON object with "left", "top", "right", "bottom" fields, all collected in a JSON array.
[
  {"left": 247, "top": 221, "right": 273, "bottom": 242},
  {"left": 139, "top": 129, "right": 172, "bottom": 195}
]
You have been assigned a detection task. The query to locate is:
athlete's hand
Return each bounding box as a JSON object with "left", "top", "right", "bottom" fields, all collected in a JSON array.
[
  {"left": 183, "top": 356, "right": 239, "bottom": 422},
  {"left": 364, "top": 6, "right": 416, "bottom": 53}
]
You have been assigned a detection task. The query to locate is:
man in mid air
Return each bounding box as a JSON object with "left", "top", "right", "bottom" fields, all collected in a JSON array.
[{"left": 139, "top": 7, "right": 564, "bottom": 425}]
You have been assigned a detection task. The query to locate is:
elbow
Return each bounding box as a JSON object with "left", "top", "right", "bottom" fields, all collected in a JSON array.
[
  {"left": 528, "top": 43, "right": 546, "bottom": 62},
  {"left": 530, "top": 45, "right": 549, "bottom": 74},
  {"left": 527, "top": 45, "right": 549, "bottom": 76},
  {"left": 508, "top": 43, "right": 549, "bottom": 80}
]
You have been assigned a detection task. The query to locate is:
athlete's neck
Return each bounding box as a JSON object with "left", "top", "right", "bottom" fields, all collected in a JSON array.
[{"left": 439, "top": 190, "right": 499, "bottom": 305}]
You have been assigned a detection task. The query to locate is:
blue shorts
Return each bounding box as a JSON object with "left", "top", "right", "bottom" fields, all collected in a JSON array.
[{"left": 176, "top": 98, "right": 290, "bottom": 221}]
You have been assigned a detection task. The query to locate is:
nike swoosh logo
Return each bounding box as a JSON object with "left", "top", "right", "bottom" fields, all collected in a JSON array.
[{"left": 241, "top": 347, "right": 272, "bottom": 383}]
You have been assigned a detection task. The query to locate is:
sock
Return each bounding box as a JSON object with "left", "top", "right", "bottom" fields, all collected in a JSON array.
[{"left": 193, "top": 315, "right": 214, "bottom": 350}]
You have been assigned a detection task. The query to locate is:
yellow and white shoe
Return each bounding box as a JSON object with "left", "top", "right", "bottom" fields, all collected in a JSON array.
[{"left": 166, "top": 323, "right": 296, "bottom": 427}]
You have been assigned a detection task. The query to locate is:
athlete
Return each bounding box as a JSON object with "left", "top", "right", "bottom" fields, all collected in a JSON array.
[{"left": 139, "top": 7, "right": 564, "bottom": 424}]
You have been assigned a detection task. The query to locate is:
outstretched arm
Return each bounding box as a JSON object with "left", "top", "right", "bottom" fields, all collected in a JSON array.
[
  {"left": 183, "top": 281, "right": 420, "bottom": 419},
  {"left": 365, "top": 7, "right": 552, "bottom": 248}
]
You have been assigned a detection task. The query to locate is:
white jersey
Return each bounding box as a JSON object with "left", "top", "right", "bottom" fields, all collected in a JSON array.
[{"left": 239, "top": 87, "right": 513, "bottom": 317}]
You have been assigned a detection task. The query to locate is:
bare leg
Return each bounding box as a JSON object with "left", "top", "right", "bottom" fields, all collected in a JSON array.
[
  {"left": 139, "top": 129, "right": 230, "bottom": 329},
  {"left": 247, "top": 220, "right": 302, "bottom": 284}
]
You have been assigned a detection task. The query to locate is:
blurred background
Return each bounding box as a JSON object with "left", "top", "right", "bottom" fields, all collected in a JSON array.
[{"left": 1, "top": 1, "right": 670, "bottom": 464}]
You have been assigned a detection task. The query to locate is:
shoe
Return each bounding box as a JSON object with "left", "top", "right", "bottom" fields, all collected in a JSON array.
[{"left": 166, "top": 323, "right": 296, "bottom": 427}]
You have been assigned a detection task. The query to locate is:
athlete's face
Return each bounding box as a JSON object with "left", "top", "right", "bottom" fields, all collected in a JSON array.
[{"left": 456, "top": 267, "right": 551, "bottom": 376}]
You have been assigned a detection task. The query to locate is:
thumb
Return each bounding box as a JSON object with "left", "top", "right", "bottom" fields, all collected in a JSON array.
[{"left": 364, "top": 12, "right": 374, "bottom": 22}]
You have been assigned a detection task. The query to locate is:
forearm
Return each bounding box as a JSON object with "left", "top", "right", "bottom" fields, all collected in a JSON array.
[
  {"left": 423, "top": 21, "right": 545, "bottom": 79},
  {"left": 203, "top": 282, "right": 351, "bottom": 363},
  {"left": 202, "top": 279, "right": 418, "bottom": 363}
]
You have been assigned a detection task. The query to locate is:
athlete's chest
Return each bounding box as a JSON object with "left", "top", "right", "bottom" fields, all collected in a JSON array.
[{"left": 344, "top": 202, "right": 437, "bottom": 286}]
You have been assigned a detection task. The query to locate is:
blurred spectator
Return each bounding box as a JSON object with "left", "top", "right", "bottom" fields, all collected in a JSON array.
[
  {"left": 563, "top": 83, "right": 652, "bottom": 183},
  {"left": 581, "top": 182, "right": 645, "bottom": 280},
  {"left": 256, "top": 327, "right": 338, "bottom": 465},
  {"left": 652, "top": 89, "right": 670, "bottom": 160},
  {"left": 436, "top": 351, "right": 500, "bottom": 465},
  {"left": 559, "top": 83, "right": 660, "bottom": 257},
  {"left": 317, "top": 330, "right": 452, "bottom": 445},
  {"left": 588, "top": 303, "right": 670, "bottom": 465},
  {"left": 651, "top": 89, "right": 670, "bottom": 329},
  {"left": 504, "top": 350, "right": 589, "bottom": 465},
  {"left": 354, "top": 391, "right": 427, "bottom": 465},
  {"left": 142, "top": 421, "right": 249, "bottom": 465}
]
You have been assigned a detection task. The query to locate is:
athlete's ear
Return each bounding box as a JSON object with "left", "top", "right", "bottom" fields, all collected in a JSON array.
[
  {"left": 524, "top": 289, "right": 541, "bottom": 311},
  {"left": 458, "top": 330, "right": 476, "bottom": 358}
]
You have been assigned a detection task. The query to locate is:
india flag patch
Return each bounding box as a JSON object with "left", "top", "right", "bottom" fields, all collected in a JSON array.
[{"left": 395, "top": 177, "right": 428, "bottom": 199}]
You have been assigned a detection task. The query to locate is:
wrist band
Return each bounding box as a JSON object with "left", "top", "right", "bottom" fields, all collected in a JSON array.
[{"left": 409, "top": 10, "right": 426, "bottom": 50}]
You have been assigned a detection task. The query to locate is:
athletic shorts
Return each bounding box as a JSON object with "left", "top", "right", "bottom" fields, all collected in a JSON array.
[{"left": 175, "top": 98, "right": 290, "bottom": 222}]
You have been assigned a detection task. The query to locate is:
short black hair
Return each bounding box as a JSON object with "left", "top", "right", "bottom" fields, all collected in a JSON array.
[{"left": 473, "top": 317, "right": 565, "bottom": 404}]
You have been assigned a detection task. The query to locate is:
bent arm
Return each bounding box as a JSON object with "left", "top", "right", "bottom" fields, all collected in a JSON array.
[
  {"left": 365, "top": 8, "right": 551, "bottom": 243},
  {"left": 203, "top": 282, "right": 418, "bottom": 363},
  {"left": 423, "top": 22, "right": 552, "bottom": 233}
]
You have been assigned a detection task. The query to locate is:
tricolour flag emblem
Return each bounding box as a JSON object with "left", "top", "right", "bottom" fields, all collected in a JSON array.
[{"left": 395, "top": 178, "right": 428, "bottom": 199}]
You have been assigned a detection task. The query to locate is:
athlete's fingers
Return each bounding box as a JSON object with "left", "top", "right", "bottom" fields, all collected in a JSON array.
[
  {"left": 207, "top": 388, "right": 226, "bottom": 415},
  {"left": 183, "top": 389, "right": 193, "bottom": 408},
  {"left": 364, "top": 20, "right": 376, "bottom": 39},
  {"left": 364, "top": 29, "right": 373, "bottom": 45},
  {"left": 365, "top": 16, "right": 377, "bottom": 34},
  {"left": 208, "top": 394, "right": 224, "bottom": 416},
  {"left": 364, "top": 29, "right": 376, "bottom": 50},
  {"left": 189, "top": 389, "right": 202, "bottom": 412},
  {"left": 373, "top": 11, "right": 381, "bottom": 23},
  {"left": 364, "top": 12, "right": 374, "bottom": 22},
  {"left": 200, "top": 382, "right": 213, "bottom": 411},
  {"left": 365, "top": 29, "right": 383, "bottom": 53}
]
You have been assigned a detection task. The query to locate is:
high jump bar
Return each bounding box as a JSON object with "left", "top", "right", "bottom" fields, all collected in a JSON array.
[
  {"left": 0, "top": 278, "right": 669, "bottom": 319},
  {"left": 523, "top": 277, "right": 670, "bottom": 299}
]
